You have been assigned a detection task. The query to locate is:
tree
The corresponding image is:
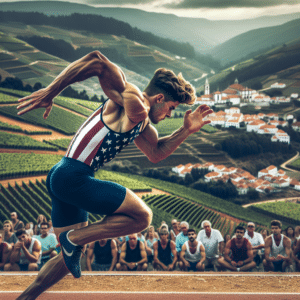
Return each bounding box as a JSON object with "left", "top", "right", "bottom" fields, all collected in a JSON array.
[{"left": 33, "top": 82, "right": 42, "bottom": 91}]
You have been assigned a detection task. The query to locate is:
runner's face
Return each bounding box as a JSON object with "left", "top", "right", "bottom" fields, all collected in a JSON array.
[{"left": 149, "top": 98, "right": 179, "bottom": 124}]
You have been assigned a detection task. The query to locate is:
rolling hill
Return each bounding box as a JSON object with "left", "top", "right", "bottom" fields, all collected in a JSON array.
[
  {"left": 209, "top": 18, "right": 300, "bottom": 65},
  {"left": 196, "top": 39, "right": 300, "bottom": 96},
  {"left": 1, "top": 1, "right": 300, "bottom": 53}
]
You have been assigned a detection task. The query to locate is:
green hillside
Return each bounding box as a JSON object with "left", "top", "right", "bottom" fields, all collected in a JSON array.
[
  {"left": 209, "top": 18, "right": 300, "bottom": 65},
  {"left": 197, "top": 39, "right": 300, "bottom": 95}
]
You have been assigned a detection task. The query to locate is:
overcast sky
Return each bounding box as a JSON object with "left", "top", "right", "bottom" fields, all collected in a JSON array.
[{"left": 2, "top": 0, "right": 300, "bottom": 19}]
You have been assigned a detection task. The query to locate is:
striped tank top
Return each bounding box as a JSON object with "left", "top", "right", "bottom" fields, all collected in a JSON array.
[{"left": 65, "top": 100, "right": 144, "bottom": 172}]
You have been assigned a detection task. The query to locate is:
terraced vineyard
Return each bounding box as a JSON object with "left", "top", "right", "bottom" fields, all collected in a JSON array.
[
  {"left": 0, "top": 153, "right": 63, "bottom": 179},
  {"left": 0, "top": 131, "right": 58, "bottom": 151},
  {"left": 252, "top": 201, "right": 300, "bottom": 225},
  {"left": 0, "top": 105, "right": 86, "bottom": 135}
]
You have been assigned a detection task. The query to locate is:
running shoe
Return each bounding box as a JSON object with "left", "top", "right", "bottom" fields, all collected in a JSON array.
[{"left": 59, "top": 229, "right": 83, "bottom": 278}]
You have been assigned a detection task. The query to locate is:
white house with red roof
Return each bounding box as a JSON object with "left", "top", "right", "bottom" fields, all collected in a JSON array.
[
  {"left": 225, "top": 119, "right": 240, "bottom": 128},
  {"left": 205, "top": 171, "right": 222, "bottom": 182},
  {"left": 225, "top": 107, "right": 240, "bottom": 115},
  {"left": 257, "top": 124, "right": 278, "bottom": 135},
  {"left": 266, "top": 165, "right": 278, "bottom": 176},
  {"left": 290, "top": 179, "right": 300, "bottom": 191},
  {"left": 271, "top": 82, "right": 286, "bottom": 88},
  {"left": 292, "top": 122, "right": 300, "bottom": 132},
  {"left": 247, "top": 120, "right": 265, "bottom": 132},
  {"left": 271, "top": 130, "right": 290, "bottom": 144}
]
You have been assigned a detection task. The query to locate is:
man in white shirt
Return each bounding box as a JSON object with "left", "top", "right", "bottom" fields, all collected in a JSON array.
[
  {"left": 179, "top": 229, "right": 205, "bottom": 271},
  {"left": 35, "top": 222, "right": 58, "bottom": 271},
  {"left": 244, "top": 222, "right": 265, "bottom": 269},
  {"left": 197, "top": 220, "right": 224, "bottom": 271}
]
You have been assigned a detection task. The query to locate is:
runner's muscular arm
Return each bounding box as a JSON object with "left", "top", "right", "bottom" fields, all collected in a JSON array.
[
  {"left": 17, "top": 50, "right": 127, "bottom": 118},
  {"left": 134, "top": 105, "right": 212, "bottom": 163}
]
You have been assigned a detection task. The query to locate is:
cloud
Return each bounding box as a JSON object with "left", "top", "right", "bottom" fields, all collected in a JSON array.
[
  {"left": 165, "top": 0, "right": 300, "bottom": 9},
  {"left": 88, "top": 0, "right": 154, "bottom": 5}
]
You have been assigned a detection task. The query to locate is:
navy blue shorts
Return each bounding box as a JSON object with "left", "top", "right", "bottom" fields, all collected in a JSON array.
[{"left": 46, "top": 157, "right": 127, "bottom": 228}]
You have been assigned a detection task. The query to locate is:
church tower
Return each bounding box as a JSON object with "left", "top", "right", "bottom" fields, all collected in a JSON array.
[
  {"left": 234, "top": 78, "right": 239, "bottom": 84},
  {"left": 205, "top": 78, "right": 210, "bottom": 95}
]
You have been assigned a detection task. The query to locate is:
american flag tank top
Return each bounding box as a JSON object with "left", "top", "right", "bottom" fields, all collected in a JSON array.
[{"left": 65, "top": 100, "right": 143, "bottom": 172}]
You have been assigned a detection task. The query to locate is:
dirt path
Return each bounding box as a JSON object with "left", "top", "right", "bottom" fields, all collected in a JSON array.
[
  {"left": 280, "top": 151, "right": 299, "bottom": 172},
  {"left": 0, "top": 115, "right": 70, "bottom": 141},
  {"left": 242, "top": 196, "right": 300, "bottom": 208}
]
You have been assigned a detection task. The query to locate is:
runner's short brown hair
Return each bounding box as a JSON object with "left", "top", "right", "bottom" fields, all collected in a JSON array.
[{"left": 144, "top": 68, "right": 196, "bottom": 105}]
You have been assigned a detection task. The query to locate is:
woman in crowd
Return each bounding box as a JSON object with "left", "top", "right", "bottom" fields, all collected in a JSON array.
[
  {"left": 34, "top": 214, "right": 47, "bottom": 235},
  {"left": 3, "top": 220, "right": 18, "bottom": 246},
  {"left": 25, "top": 222, "right": 34, "bottom": 237},
  {"left": 170, "top": 219, "right": 181, "bottom": 242},
  {"left": 144, "top": 226, "right": 158, "bottom": 265},
  {"left": 285, "top": 226, "right": 297, "bottom": 251}
]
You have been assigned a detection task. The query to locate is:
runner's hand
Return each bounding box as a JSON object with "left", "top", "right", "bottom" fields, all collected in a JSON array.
[
  {"left": 183, "top": 104, "right": 213, "bottom": 134},
  {"left": 17, "top": 88, "right": 54, "bottom": 119}
]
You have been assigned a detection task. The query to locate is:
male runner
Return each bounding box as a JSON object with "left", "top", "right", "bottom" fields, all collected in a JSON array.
[{"left": 16, "top": 50, "right": 212, "bottom": 299}]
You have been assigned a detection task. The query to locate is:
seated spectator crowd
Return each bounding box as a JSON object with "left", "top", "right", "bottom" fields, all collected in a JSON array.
[{"left": 1, "top": 212, "right": 300, "bottom": 273}]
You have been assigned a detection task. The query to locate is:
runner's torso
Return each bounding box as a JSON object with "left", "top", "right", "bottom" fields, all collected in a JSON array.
[{"left": 65, "top": 100, "right": 145, "bottom": 172}]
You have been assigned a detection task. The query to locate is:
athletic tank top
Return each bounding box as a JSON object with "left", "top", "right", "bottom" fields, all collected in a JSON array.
[
  {"left": 20, "top": 237, "right": 42, "bottom": 264},
  {"left": 65, "top": 100, "right": 144, "bottom": 172},
  {"left": 125, "top": 241, "right": 142, "bottom": 263},
  {"left": 230, "top": 238, "right": 249, "bottom": 262},
  {"left": 157, "top": 240, "right": 172, "bottom": 265},
  {"left": 270, "top": 234, "right": 286, "bottom": 257},
  {"left": 94, "top": 240, "right": 112, "bottom": 265},
  {"left": 184, "top": 240, "right": 202, "bottom": 263}
]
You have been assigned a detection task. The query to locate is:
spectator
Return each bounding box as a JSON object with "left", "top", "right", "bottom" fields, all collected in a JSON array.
[
  {"left": 293, "top": 239, "right": 300, "bottom": 272},
  {"left": 125, "top": 231, "right": 145, "bottom": 243},
  {"left": 10, "top": 212, "right": 24, "bottom": 232},
  {"left": 260, "top": 229, "right": 270, "bottom": 257},
  {"left": 219, "top": 226, "right": 256, "bottom": 272},
  {"left": 175, "top": 221, "right": 189, "bottom": 254},
  {"left": 244, "top": 222, "right": 265, "bottom": 269},
  {"left": 3, "top": 220, "right": 18, "bottom": 247},
  {"left": 284, "top": 226, "right": 297, "bottom": 251},
  {"left": 116, "top": 233, "right": 148, "bottom": 271},
  {"left": 197, "top": 220, "right": 224, "bottom": 271},
  {"left": 170, "top": 219, "right": 181, "bottom": 242},
  {"left": 144, "top": 226, "right": 158, "bottom": 265},
  {"left": 34, "top": 222, "right": 58, "bottom": 271},
  {"left": 153, "top": 228, "right": 177, "bottom": 271},
  {"left": 263, "top": 220, "right": 293, "bottom": 272},
  {"left": 115, "top": 236, "right": 126, "bottom": 256},
  {"left": 222, "top": 234, "right": 231, "bottom": 256},
  {"left": 295, "top": 226, "right": 300, "bottom": 240},
  {"left": 48, "top": 220, "right": 55, "bottom": 235},
  {"left": 179, "top": 228, "right": 205, "bottom": 271},
  {"left": 0, "top": 232, "right": 12, "bottom": 271},
  {"left": 34, "top": 215, "right": 47, "bottom": 236},
  {"left": 25, "top": 223, "right": 34, "bottom": 237},
  {"left": 86, "top": 239, "right": 118, "bottom": 271},
  {"left": 4, "top": 229, "right": 42, "bottom": 271}
]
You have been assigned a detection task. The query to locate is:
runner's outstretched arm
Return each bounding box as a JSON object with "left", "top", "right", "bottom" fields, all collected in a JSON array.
[
  {"left": 134, "top": 104, "right": 212, "bottom": 163},
  {"left": 17, "top": 50, "right": 127, "bottom": 118}
]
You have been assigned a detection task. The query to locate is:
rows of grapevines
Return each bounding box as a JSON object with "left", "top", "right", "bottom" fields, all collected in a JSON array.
[
  {"left": 0, "top": 153, "right": 63, "bottom": 179},
  {"left": 54, "top": 98, "right": 93, "bottom": 117},
  {"left": 0, "top": 105, "right": 86, "bottom": 135},
  {"left": 0, "top": 131, "right": 58, "bottom": 150},
  {"left": 43, "top": 138, "right": 72, "bottom": 150},
  {"left": 123, "top": 173, "right": 293, "bottom": 228},
  {"left": 143, "top": 194, "right": 228, "bottom": 233}
]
